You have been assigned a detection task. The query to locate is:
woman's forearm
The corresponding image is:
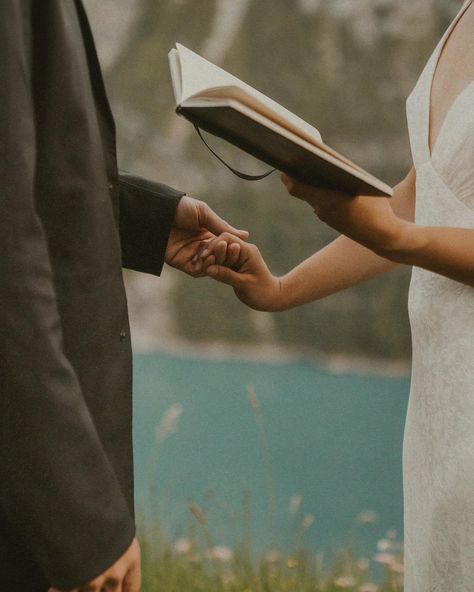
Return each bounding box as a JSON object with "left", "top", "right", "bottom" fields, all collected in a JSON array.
[{"left": 279, "top": 235, "right": 398, "bottom": 309}]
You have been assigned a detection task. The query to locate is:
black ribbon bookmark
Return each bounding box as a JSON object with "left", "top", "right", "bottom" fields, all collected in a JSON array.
[{"left": 194, "top": 125, "right": 276, "bottom": 181}]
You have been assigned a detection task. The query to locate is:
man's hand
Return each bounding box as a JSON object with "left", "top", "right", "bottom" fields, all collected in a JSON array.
[
  {"left": 165, "top": 195, "right": 249, "bottom": 277},
  {"left": 48, "top": 537, "right": 141, "bottom": 592}
]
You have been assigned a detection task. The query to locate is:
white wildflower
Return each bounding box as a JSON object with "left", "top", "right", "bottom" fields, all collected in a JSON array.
[
  {"left": 289, "top": 494, "right": 303, "bottom": 515},
  {"left": 302, "top": 513, "right": 315, "bottom": 530},
  {"left": 376, "top": 538, "right": 392, "bottom": 551},
  {"left": 207, "top": 545, "right": 234, "bottom": 562},
  {"left": 334, "top": 575, "right": 356, "bottom": 587},
  {"left": 372, "top": 552, "right": 396, "bottom": 565},
  {"left": 356, "top": 510, "right": 378, "bottom": 523},
  {"left": 174, "top": 537, "right": 192, "bottom": 554}
]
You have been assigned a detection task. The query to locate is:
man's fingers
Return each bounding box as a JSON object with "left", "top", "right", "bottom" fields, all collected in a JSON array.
[
  {"left": 198, "top": 203, "right": 249, "bottom": 240},
  {"left": 78, "top": 568, "right": 124, "bottom": 591},
  {"left": 122, "top": 561, "right": 141, "bottom": 592},
  {"left": 55, "top": 537, "right": 141, "bottom": 592},
  {"left": 122, "top": 537, "right": 141, "bottom": 592},
  {"left": 79, "top": 577, "right": 104, "bottom": 592},
  {"left": 107, "top": 577, "right": 123, "bottom": 592}
]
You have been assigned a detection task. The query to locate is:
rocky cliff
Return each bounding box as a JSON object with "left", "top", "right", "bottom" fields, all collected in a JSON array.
[{"left": 85, "top": 0, "right": 461, "bottom": 359}]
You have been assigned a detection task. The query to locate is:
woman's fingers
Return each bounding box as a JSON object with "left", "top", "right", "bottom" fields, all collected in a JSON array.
[
  {"left": 201, "top": 253, "right": 216, "bottom": 274},
  {"left": 226, "top": 242, "right": 241, "bottom": 269},
  {"left": 207, "top": 239, "right": 240, "bottom": 268},
  {"left": 214, "top": 240, "right": 228, "bottom": 266},
  {"left": 200, "top": 233, "right": 246, "bottom": 269},
  {"left": 206, "top": 264, "right": 244, "bottom": 288},
  {"left": 281, "top": 173, "right": 351, "bottom": 205},
  {"left": 281, "top": 173, "right": 309, "bottom": 200}
]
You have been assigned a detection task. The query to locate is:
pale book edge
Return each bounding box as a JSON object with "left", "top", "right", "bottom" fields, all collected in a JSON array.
[{"left": 168, "top": 48, "right": 182, "bottom": 104}]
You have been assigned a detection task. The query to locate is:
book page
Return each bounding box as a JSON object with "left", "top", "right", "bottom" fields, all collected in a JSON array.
[
  {"left": 174, "top": 44, "right": 322, "bottom": 145},
  {"left": 168, "top": 48, "right": 182, "bottom": 104}
]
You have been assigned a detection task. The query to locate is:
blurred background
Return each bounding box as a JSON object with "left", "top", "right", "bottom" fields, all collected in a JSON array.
[{"left": 84, "top": 0, "right": 460, "bottom": 588}]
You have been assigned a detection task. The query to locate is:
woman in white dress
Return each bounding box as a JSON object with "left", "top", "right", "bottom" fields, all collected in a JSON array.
[{"left": 199, "top": 1, "right": 474, "bottom": 589}]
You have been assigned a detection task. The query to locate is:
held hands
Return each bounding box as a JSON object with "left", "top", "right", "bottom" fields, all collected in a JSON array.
[
  {"left": 200, "top": 234, "right": 284, "bottom": 312},
  {"left": 48, "top": 537, "right": 141, "bottom": 592},
  {"left": 165, "top": 195, "right": 281, "bottom": 310},
  {"left": 165, "top": 195, "right": 249, "bottom": 276},
  {"left": 193, "top": 174, "right": 411, "bottom": 310}
]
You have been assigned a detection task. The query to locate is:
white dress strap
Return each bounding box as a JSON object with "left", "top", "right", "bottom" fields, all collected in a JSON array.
[{"left": 406, "top": 0, "right": 473, "bottom": 167}]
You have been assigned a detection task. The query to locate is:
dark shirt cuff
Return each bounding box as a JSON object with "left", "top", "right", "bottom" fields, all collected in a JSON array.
[{"left": 118, "top": 172, "right": 184, "bottom": 276}]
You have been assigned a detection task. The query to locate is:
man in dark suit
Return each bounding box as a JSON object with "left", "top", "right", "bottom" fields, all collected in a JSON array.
[{"left": 0, "top": 2, "right": 246, "bottom": 591}]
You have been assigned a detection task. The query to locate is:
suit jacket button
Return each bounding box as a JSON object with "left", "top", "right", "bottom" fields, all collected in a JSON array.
[
  {"left": 120, "top": 331, "right": 127, "bottom": 341},
  {"left": 108, "top": 182, "right": 114, "bottom": 191}
]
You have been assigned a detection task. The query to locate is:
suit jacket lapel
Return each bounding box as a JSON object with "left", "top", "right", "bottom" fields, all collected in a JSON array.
[{"left": 74, "top": 0, "right": 116, "bottom": 133}]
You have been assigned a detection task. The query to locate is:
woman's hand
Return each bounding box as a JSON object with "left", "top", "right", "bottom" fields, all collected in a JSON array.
[
  {"left": 200, "top": 233, "right": 284, "bottom": 311},
  {"left": 281, "top": 174, "right": 410, "bottom": 258}
]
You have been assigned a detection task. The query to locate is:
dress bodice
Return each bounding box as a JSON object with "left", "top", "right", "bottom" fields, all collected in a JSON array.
[{"left": 406, "top": 0, "right": 474, "bottom": 214}]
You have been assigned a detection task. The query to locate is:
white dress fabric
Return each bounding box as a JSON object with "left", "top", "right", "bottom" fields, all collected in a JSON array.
[{"left": 404, "top": 0, "right": 474, "bottom": 589}]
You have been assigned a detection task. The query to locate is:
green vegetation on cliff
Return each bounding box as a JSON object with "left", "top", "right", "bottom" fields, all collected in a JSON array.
[{"left": 88, "top": 0, "right": 460, "bottom": 359}]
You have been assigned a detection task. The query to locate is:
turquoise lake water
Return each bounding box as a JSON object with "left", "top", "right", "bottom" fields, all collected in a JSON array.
[{"left": 133, "top": 351, "right": 410, "bottom": 572}]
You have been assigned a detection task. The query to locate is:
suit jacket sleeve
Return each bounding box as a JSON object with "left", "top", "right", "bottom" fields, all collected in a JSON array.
[
  {"left": 119, "top": 171, "right": 185, "bottom": 276},
  {"left": 0, "top": 3, "right": 135, "bottom": 589}
]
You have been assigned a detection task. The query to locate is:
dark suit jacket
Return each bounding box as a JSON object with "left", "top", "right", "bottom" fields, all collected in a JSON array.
[{"left": 0, "top": 1, "right": 183, "bottom": 589}]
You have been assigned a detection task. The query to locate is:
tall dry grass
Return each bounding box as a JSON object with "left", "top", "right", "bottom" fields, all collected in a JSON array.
[{"left": 139, "top": 388, "right": 404, "bottom": 591}]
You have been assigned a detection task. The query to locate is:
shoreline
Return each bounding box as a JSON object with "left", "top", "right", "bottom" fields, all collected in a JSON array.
[{"left": 132, "top": 335, "right": 411, "bottom": 378}]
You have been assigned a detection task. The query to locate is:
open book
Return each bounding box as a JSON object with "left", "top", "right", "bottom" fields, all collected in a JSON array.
[{"left": 169, "top": 44, "right": 392, "bottom": 197}]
